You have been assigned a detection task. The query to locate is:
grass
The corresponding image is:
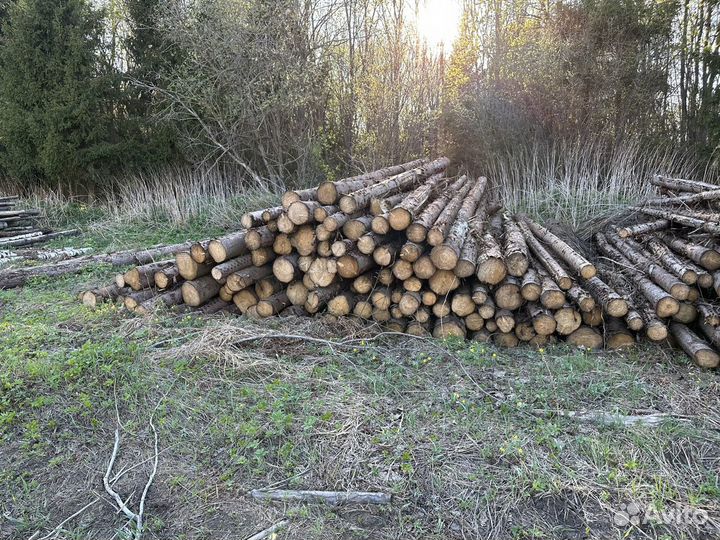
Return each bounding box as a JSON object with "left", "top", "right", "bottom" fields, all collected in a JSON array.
[
  {"left": 1, "top": 243, "right": 719, "bottom": 539},
  {"left": 1, "top": 151, "right": 720, "bottom": 538}
]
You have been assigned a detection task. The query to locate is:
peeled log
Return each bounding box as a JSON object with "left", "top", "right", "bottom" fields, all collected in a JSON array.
[{"left": 669, "top": 322, "right": 720, "bottom": 368}]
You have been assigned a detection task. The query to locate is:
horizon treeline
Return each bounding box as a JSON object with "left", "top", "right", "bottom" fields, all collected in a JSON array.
[{"left": 0, "top": 0, "right": 718, "bottom": 190}]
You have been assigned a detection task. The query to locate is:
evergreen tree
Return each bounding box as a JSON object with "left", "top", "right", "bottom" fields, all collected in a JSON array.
[
  {"left": 0, "top": 0, "right": 123, "bottom": 185},
  {"left": 123, "top": 0, "right": 178, "bottom": 163}
]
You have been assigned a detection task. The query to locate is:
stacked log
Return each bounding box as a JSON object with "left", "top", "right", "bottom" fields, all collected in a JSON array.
[
  {"left": 0, "top": 196, "right": 77, "bottom": 246},
  {"left": 79, "top": 158, "right": 639, "bottom": 356},
  {"left": 593, "top": 174, "right": 720, "bottom": 368},
  {"left": 77, "top": 163, "right": 718, "bottom": 367}
]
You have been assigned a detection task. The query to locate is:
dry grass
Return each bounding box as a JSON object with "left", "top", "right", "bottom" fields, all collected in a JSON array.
[{"left": 489, "top": 139, "right": 714, "bottom": 228}]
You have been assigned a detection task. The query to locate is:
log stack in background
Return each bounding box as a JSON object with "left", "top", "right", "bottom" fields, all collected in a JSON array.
[
  {"left": 80, "top": 163, "right": 720, "bottom": 368},
  {"left": 593, "top": 174, "right": 720, "bottom": 368},
  {"left": 0, "top": 195, "right": 77, "bottom": 248}
]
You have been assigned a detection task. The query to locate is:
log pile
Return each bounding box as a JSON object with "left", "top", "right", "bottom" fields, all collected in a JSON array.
[
  {"left": 81, "top": 157, "right": 689, "bottom": 358},
  {"left": 0, "top": 195, "right": 78, "bottom": 247},
  {"left": 592, "top": 174, "right": 720, "bottom": 368}
]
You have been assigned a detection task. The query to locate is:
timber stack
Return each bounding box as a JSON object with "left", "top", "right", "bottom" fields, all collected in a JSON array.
[
  {"left": 79, "top": 162, "right": 719, "bottom": 367},
  {"left": 592, "top": 174, "right": 720, "bottom": 368},
  {"left": 0, "top": 195, "right": 77, "bottom": 248}
]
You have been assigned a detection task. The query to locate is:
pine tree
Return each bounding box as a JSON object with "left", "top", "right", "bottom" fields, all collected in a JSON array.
[{"left": 0, "top": 0, "right": 121, "bottom": 185}]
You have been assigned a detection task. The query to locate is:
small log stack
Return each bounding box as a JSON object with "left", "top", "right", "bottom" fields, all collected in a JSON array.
[
  {"left": 78, "top": 165, "right": 719, "bottom": 368},
  {"left": 0, "top": 195, "right": 77, "bottom": 247},
  {"left": 593, "top": 174, "right": 720, "bottom": 368}
]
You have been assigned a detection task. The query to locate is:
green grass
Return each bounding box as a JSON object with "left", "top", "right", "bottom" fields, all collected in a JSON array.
[{"left": 1, "top": 219, "right": 720, "bottom": 539}]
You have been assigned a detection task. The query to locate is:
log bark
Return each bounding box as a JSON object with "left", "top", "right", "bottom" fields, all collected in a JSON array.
[
  {"left": 430, "top": 176, "right": 487, "bottom": 269},
  {"left": 607, "top": 235, "right": 690, "bottom": 300},
  {"left": 595, "top": 233, "right": 679, "bottom": 317},
  {"left": 317, "top": 159, "right": 426, "bottom": 205},
  {"left": 661, "top": 234, "right": 720, "bottom": 270},
  {"left": 566, "top": 326, "right": 603, "bottom": 349},
  {"left": 520, "top": 268, "right": 542, "bottom": 301},
  {"left": 226, "top": 264, "right": 274, "bottom": 292},
  {"left": 211, "top": 254, "right": 254, "bottom": 282},
  {"left": 257, "top": 292, "right": 291, "bottom": 317},
  {"left": 82, "top": 284, "right": 129, "bottom": 309},
  {"left": 634, "top": 206, "right": 720, "bottom": 235},
  {"left": 433, "top": 316, "right": 466, "bottom": 339},
  {"left": 516, "top": 220, "right": 572, "bottom": 289},
  {"left": 388, "top": 172, "right": 447, "bottom": 230},
  {"left": 176, "top": 252, "right": 213, "bottom": 281},
  {"left": 521, "top": 216, "right": 596, "bottom": 279},
  {"left": 618, "top": 219, "right": 670, "bottom": 238},
  {"left": 582, "top": 275, "right": 628, "bottom": 317},
  {"left": 644, "top": 236, "right": 698, "bottom": 285},
  {"left": 670, "top": 322, "right": 720, "bottom": 368},
  {"left": 503, "top": 215, "right": 529, "bottom": 277},
  {"left": 650, "top": 175, "right": 717, "bottom": 193},
  {"left": 124, "top": 260, "right": 174, "bottom": 291},
  {"left": 426, "top": 177, "right": 473, "bottom": 248},
  {"left": 475, "top": 232, "right": 507, "bottom": 285},
  {"left": 339, "top": 157, "right": 449, "bottom": 214},
  {"left": 406, "top": 177, "right": 468, "bottom": 243},
  {"left": 155, "top": 266, "right": 182, "bottom": 290}
]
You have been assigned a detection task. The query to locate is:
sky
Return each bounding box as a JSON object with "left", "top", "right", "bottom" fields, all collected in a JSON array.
[{"left": 415, "top": 0, "right": 463, "bottom": 52}]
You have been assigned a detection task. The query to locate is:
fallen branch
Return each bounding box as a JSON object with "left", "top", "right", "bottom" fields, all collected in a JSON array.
[
  {"left": 532, "top": 409, "right": 688, "bottom": 427},
  {"left": 35, "top": 497, "right": 100, "bottom": 540},
  {"left": 244, "top": 520, "right": 290, "bottom": 540},
  {"left": 249, "top": 489, "right": 392, "bottom": 505},
  {"left": 103, "top": 400, "right": 161, "bottom": 540}
]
